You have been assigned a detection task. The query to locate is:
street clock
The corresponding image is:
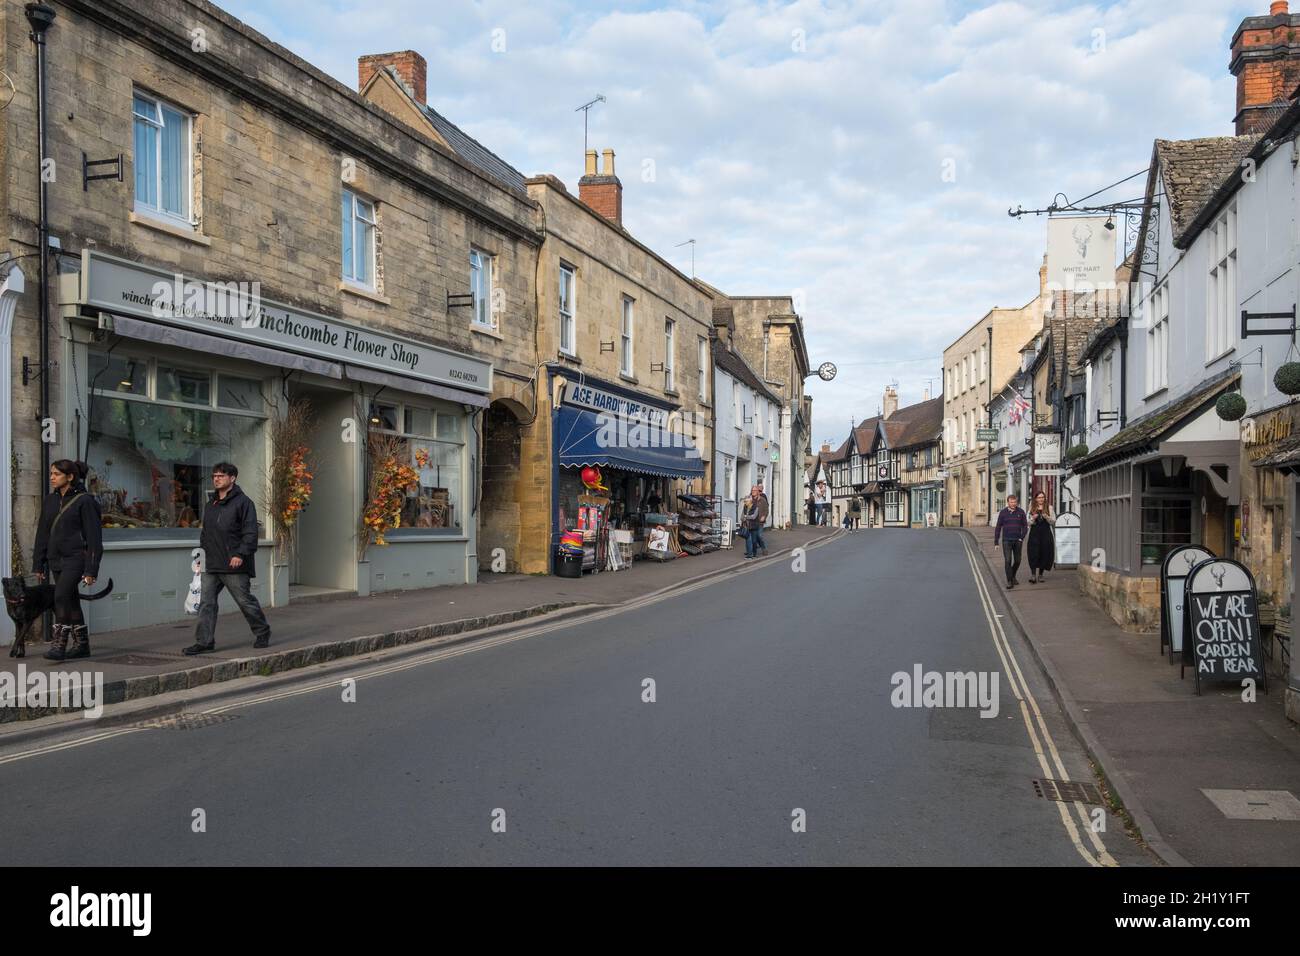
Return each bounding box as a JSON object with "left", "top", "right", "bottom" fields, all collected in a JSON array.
[{"left": 817, "top": 362, "right": 837, "bottom": 381}]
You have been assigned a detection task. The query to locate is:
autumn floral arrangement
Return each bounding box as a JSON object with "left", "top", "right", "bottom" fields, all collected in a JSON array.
[
  {"left": 269, "top": 398, "right": 316, "bottom": 559},
  {"left": 359, "top": 433, "right": 419, "bottom": 554}
]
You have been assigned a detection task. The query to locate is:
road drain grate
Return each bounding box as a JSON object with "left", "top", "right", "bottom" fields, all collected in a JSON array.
[
  {"left": 134, "top": 712, "right": 241, "bottom": 730},
  {"left": 1033, "top": 778, "right": 1105, "bottom": 805}
]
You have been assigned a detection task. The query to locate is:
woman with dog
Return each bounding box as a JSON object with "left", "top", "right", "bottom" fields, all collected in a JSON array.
[{"left": 32, "top": 459, "right": 103, "bottom": 661}]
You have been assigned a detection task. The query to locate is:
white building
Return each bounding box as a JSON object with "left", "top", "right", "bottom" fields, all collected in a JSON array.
[{"left": 712, "top": 325, "right": 783, "bottom": 531}]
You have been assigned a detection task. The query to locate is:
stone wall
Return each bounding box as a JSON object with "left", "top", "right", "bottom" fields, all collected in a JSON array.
[{"left": 1077, "top": 564, "right": 1161, "bottom": 633}]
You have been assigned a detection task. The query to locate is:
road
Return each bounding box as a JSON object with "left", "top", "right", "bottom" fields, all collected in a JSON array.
[{"left": 0, "top": 530, "right": 1153, "bottom": 866}]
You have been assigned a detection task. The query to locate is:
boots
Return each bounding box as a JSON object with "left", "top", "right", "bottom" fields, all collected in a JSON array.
[
  {"left": 44, "top": 623, "right": 69, "bottom": 662},
  {"left": 65, "top": 624, "right": 90, "bottom": 660}
]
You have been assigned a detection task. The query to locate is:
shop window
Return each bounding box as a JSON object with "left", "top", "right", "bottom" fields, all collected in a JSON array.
[
  {"left": 371, "top": 403, "right": 463, "bottom": 531},
  {"left": 341, "top": 189, "right": 377, "bottom": 288},
  {"left": 217, "top": 375, "right": 265, "bottom": 414},
  {"left": 86, "top": 349, "right": 267, "bottom": 535},
  {"left": 1140, "top": 496, "right": 1193, "bottom": 566},
  {"left": 133, "top": 90, "right": 192, "bottom": 224}
]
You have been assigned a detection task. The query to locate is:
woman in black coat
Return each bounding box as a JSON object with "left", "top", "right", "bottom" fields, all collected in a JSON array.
[
  {"left": 1026, "top": 491, "right": 1054, "bottom": 584},
  {"left": 32, "top": 459, "right": 103, "bottom": 660}
]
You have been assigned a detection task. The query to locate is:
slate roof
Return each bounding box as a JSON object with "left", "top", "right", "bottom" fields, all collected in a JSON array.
[
  {"left": 418, "top": 102, "right": 528, "bottom": 195},
  {"left": 878, "top": 397, "right": 944, "bottom": 450},
  {"left": 713, "top": 340, "right": 782, "bottom": 406},
  {"left": 1155, "top": 136, "right": 1258, "bottom": 247},
  {"left": 1071, "top": 369, "right": 1239, "bottom": 474},
  {"left": 1253, "top": 433, "right": 1300, "bottom": 470},
  {"left": 853, "top": 416, "right": 882, "bottom": 455}
]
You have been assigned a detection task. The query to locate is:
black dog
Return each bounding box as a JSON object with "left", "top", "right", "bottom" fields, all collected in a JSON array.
[{"left": 3, "top": 575, "right": 114, "bottom": 658}]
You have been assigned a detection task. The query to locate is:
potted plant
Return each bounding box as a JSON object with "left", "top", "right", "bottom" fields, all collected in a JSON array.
[
  {"left": 1258, "top": 592, "right": 1277, "bottom": 628},
  {"left": 1275, "top": 362, "right": 1300, "bottom": 397},
  {"left": 1216, "top": 392, "right": 1247, "bottom": 421}
]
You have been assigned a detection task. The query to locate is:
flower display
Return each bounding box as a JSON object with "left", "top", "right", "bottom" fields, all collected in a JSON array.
[
  {"left": 362, "top": 453, "right": 419, "bottom": 547},
  {"left": 280, "top": 445, "right": 313, "bottom": 528}
]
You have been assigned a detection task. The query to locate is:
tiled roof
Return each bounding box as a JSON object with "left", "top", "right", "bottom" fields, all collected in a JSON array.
[
  {"left": 713, "top": 340, "right": 781, "bottom": 405},
  {"left": 853, "top": 416, "right": 881, "bottom": 454},
  {"left": 1155, "top": 136, "right": 1258, "bottom": 246},
  {"left": 1253, "top": 433, "right": 1300, "bottom": 470},
  {"left": 418, "top": 102, "right": 528, "bottom": 195},
  {"left": 879, "top": 397, "right": 944, "bottom": 450},
  {"left": 1072, "top": 369, "right": 1238, "bottom": 474}
]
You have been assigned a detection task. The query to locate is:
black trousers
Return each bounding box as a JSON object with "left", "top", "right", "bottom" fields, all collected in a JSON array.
[
  {"left": 51, "top": 557, "right": 86, "bottom": 626},
  {"left": 1001, "top": 539, "right": 1023, "bottom": 584}
]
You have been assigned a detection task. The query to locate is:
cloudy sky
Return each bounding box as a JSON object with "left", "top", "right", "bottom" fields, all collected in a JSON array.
[{"left": 224, "top": 0, "right": 1260, "bottom": 448}]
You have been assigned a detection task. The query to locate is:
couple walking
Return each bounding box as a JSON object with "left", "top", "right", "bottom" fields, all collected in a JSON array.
[
  {"left": 992, "top": 492, "right": 1054, "bottom": 589},
  {"left": 31, "top": 459, "right": 269, "bottom": 660},
  {"left": 739, "top": 484, "right": 769, "bottom": 559}
]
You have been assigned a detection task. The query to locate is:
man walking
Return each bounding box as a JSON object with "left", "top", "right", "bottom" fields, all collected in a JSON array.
[
  {"left": 815, "top": 480, "right": 830, "bottom": 525},
  {"left": 184, "top": 462, "right": 271, "bottom": 654},
  {"left": 992, "top": 493, "right": 1028, "bottom": 589},
  {"left": 849, "top": 496, "right": 862, "bottom": 532}
]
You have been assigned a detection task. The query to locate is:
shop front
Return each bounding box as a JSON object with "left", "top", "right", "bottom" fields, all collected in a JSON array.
[
  {"left": 58, "top": 250, "right": 491, "bottom": 631},
  {"left": 909, "top": 483, "right": 942, "bottom": 528},
  {"left": 551, "top": 374, "right": 708, "bottom": 572}
]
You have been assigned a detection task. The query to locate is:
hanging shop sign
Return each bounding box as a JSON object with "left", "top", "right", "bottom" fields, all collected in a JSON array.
[
  {"left": 976, "top": 428, "right": 998, "bottom": 443},
  {"left": 1243, "top": 409, "right": 1296, "bottom": 462},
  {"left": 1033, "top": 432, "right": 1062, "bottom": 465},
  {"left": 1181, "top": 558, "right": 1267, "bottom": 694},
  {"left": 78, "top": 250, "right": 492, "bottom": 393},
  {"left": 1159, "top": 545, "right": 1214, "bottom": 660},
  {"left": 1046, "top": 215, "right": 1116, "bottom": 291}
]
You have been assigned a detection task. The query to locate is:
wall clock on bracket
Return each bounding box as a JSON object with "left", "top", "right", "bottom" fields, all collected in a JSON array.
[{"left": 817, "top": 362, "right": 837, "bottom": 381}]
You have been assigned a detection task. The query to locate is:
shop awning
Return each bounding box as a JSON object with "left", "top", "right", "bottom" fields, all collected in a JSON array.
[
  {"left": 344, "top": 364, "right": 490, "bottom": 409},
  {"left": 555, "top": 406, "right": 706, "bottom": 478},
  {"left": 108, "top": 313, "right": 343, "bottom": 378}
]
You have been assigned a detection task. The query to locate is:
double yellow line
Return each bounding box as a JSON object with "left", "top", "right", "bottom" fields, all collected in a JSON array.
[{"left": 960, "top": 533, "right": 1117, "bottom": 867}]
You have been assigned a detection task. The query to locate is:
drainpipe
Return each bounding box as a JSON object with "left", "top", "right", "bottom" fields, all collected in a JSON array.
[
  {"left": 1117, "top": 320, "right": 1129, "bottom": 429},
  {"left": 27, "top": 4, "right": 55, "bottom": 486},
  {"left": 986, "top": 324, "right": 993, "bottom": 521}
]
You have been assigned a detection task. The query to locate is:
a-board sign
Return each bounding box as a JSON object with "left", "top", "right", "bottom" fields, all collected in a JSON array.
[
  {"left": 1054, "top": 511, "right": 1080, "bottom": 566},
  {"left": 1160, "top": 545, "right": 1214, "bottom": 662},
  {"left": 1181, "top": 558, "right": 1268, "bottom": 695}
]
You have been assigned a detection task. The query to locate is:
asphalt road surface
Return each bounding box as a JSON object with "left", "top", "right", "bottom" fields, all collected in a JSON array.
[{"left": 0, "top": 530, "right": 1153, "bottom": 866}]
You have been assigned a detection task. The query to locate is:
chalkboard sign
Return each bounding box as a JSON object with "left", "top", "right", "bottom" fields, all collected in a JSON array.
[
  {"left": 1160, "top": 545, "right": 1214, "bottom": 663},
  {"left": 1182, "top": 558, "right": 1268, "bottom": 695},
  {"left": 1054, "top": 511, "right": 1080, "bottom": 566}
]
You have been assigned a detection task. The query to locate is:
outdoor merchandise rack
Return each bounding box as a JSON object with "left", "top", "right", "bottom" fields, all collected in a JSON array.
[{"left": 677, "top": 493, "right": 722, "bottom": 555}]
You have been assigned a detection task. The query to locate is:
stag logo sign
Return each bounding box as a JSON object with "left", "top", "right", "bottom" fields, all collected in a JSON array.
[{"left": 1046, "top": 215, "right": 1116, "bottom": 291}]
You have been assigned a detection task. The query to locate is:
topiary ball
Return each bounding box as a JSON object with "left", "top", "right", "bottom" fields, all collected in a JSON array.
[
  {"left": 1275, "top": 362, "right": 1300, "bottom": 396},
  {"left": 1216, "top": 392, "right": 1247, "bottom": 421},
  {"left": 1066, "top": 443, "right": 1089, "bottom": 461}
]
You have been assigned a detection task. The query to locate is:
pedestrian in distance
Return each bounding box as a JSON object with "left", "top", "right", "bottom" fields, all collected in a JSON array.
[
  {"left": 849, "top": 495, "right": 862, "bottom": 532},
  {"left": 815, "top": 479, "right": 830, "bottom": 525},
  {"left": 184, "top": 462, "right": 271, "bottom": 655},
  {"left": 755, "top": 481, "right": 770, "bottom": 555},
  {"left": 32, "top": 459, "right": 103, "bottom": 661},
  {"left": 992, "top": 493, "right": 1028, "bottom": 589},
  {"left": 740, "top": 488, "right": 761, "bottom": 559},
  {"left": 806, "top": 491, "right": 817, "bottom": 526},
  {"left": 1026, "top": 491, "right": 1054, "bottom": 584}
]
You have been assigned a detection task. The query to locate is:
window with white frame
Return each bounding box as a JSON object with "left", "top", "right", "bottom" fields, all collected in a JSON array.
[
  {"left": 470, "top": 249, "right": 495, "bottom": 329},
  {"left": 723, "top": 455, "right": 735, "bottom": 500},
  {"left": 558, "top": 263, "right": 576, "bottom": 355},
  {"left": 1146, "top": 284, "right": 1169, "bottom": 395},
  {"left": 1206, "top": 205, "right": 1236, "bottom": 361},
  {"left": 86, "top": 348, "right": 267, "bottom": 534},
  {"left": 664, "top": 318, "right": 675, "bottom": 391},
  {"left": 368, "top": 402, "right": 465, "bottom": 531},
  {"left": 1102, "top": 350, "right": 1113, "bottom": 415},
  {"left": 341, "top": 189, "right": 377, "bottom": 288},
  {"left": 697, "top": 337, "right": 708, "bottom": 402},
  {"left": 620, "top": 297, "right": 634, "bottom": 375},
  {"left": 980, "top": 345, "right": 988, "bottom": 383},
  {"left": 133, "top": 91, "right": 192, "bottom": 224}
]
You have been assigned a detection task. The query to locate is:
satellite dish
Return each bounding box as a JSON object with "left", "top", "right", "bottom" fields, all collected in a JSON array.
[{"left": 817, "top": 362, "right": 837, "bottom": 382}]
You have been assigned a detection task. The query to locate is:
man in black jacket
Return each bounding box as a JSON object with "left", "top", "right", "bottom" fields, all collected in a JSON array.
[{"left": 184, "top": 462, "right": 271, "bottom": 654}]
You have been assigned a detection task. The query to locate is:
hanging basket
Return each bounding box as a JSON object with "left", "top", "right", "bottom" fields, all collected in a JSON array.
[
  {"left": 1216, "top": 392, "right": 1247, "bottom": 421},
  {"left": 1065, "top": 443, "right": 1089, "bottom": 463},
  {"left": 1275, "top": 362, "right": 1300, "bottom": 396}
]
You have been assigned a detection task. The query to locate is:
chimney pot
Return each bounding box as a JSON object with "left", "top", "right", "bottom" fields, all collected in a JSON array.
[
  {"left": 578, "top": 145, "right": 624, "bottom": 227},
  {"left": 1272, "top": 1, "right": 1288, "bottom": 15},
  {"left": 601, "top": 148, "right": 615, "bottom": 176},
  {"left": 1231, "top": 3, "right": 1300, "bottom": 135},
  {"left": 584, "top": 149, "right": 598, "bottom": 176}
]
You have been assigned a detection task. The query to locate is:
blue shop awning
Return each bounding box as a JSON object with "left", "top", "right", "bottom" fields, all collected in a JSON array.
[{"left": 556, "top": 406, "right": 706, "bottom": 479}]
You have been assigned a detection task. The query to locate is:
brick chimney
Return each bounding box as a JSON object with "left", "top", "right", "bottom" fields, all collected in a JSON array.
[
  {"left": 882, "top": 385, "right": 899, "bottom": 420},
  {"left": 820, "top": 442, "right": 831, "bottom": 454},
  {"left": 1230, "top": 2, "right": 1300, "bottom": 135},
  {"left": 358, "top": 51, "right": 427, "bottom": 105},
  {"left": 578, "top": 148, "right": 623, "bottom": 227},
  {"left": 712, "top": 303, "right": 734, "bottom": 347}
]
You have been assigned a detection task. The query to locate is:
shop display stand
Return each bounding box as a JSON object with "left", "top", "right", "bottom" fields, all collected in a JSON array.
[
  {"left": 643, "top": 512, "right": 678, "bottom": 561},
  {"left": 677, "top": 494, "right": 722, "bottom": 555}
]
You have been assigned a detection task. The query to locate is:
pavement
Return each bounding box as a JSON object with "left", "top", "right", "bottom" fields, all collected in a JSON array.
[
  {"left": 967, "top": 523, "right": 1300, "bottom": 867},
  {"left": 0, "top": 528, "right": 1150, "bottom": 866},
  {"left": 0, "top": 525, "right": 830, "bottom": 724}
]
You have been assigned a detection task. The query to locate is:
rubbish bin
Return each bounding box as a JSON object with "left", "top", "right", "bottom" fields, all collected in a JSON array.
[{"left": 554, "top": 550, "right": 583, "bottom": 578}]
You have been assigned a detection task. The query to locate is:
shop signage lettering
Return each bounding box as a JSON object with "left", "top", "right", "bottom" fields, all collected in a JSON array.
[
  {"left": 79, "top": 251, "right": 491, "bottom": 393},
  {"left": 562, "top": 382, "right": 668, "bottom": 427},
  {"left": 1182, "top": 558, "right": 1267, "bottom": 694},
  {"left": 1244, "top": 411, "right": 1294, "bottom": 461}
]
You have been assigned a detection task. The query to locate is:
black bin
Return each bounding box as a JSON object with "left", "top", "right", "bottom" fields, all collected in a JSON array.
[{"left": 554, "top": 551, "right": 583, "bottom": 578}]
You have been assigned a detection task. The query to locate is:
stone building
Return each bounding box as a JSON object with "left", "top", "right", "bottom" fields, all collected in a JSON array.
[
  {"left": 942, "top": 278, "right": 1045, "bottom": 526},
  {"left": 523, "top": 150, "right": 714, "bottom": 574},
  {"left": 0, "top": 1, "right": 538, "bottom": 639}
]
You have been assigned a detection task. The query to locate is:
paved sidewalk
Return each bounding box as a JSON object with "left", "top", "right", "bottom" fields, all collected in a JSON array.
[
  {"left": 2, "top": 525, "right": 831, "bottom": 723},
  {"left": 968, "top": 524, "right": 1300, "bottom": 867}
]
